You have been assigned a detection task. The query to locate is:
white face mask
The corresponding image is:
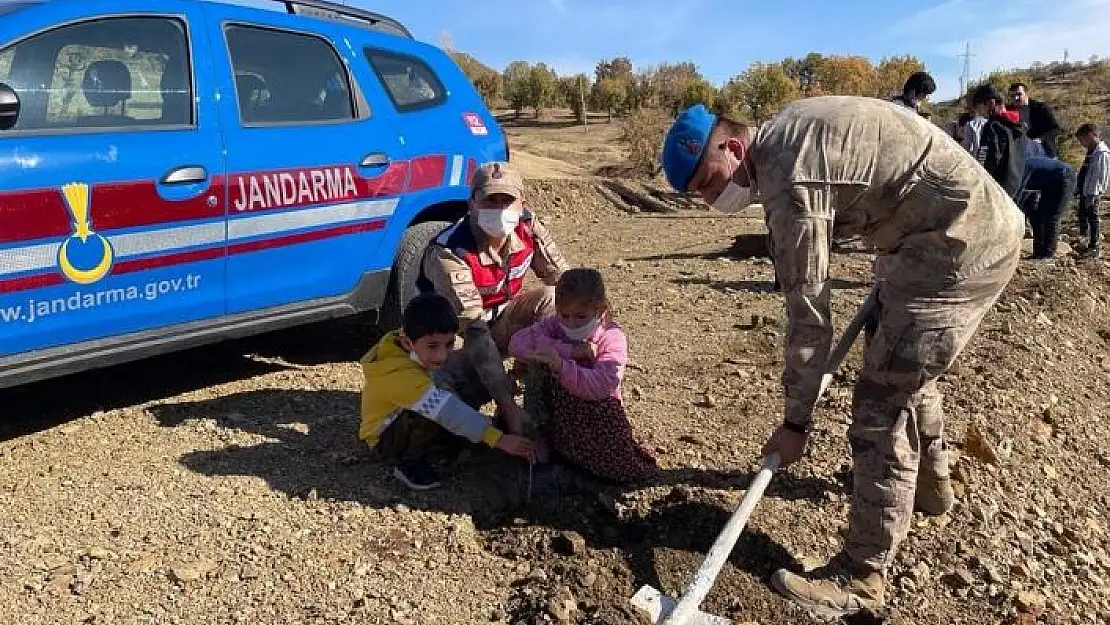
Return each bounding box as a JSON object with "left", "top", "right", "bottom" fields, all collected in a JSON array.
[
  {"left": 561, "top": 316, "right": 601, "bottom": 342},
  {"left": 712, "top": 181, "right": 755, "bottom": 214},
  {"left": 475, "top": 209, "right": 520, "bottom": 238}
]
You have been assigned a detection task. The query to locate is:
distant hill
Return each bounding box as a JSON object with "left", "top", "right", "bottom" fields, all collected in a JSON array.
[
  {"left": 449, "top": 51, "right": 498, "bottom": 80},
  {"left": 932, "top": 60, "right": 1110, "bottom": 167}
]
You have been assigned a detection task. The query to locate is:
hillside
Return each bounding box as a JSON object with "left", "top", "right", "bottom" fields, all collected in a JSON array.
[
  {"left": 449, "top": 51, "right": 498, "bottom": 80},
  {"left": 932, "top": 60, "right": 1110, "bottom": 167}
]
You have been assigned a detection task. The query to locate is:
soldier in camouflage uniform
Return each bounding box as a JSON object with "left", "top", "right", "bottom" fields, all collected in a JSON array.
[
  {"left": 418, "top": 162, "right": 570, "bottom": 438},
  {"left": 661, "top": 97, "right": 1023, "bottom": 617}
]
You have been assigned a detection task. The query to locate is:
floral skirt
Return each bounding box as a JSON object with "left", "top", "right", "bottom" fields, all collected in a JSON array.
[{"left": 524, "top": 368, "right": 660, "bottom": 484}]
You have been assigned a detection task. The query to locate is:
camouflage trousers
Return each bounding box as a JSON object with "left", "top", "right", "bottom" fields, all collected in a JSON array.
[
  {"left": 435, "top": 286, "right": 557, "bottom": 410},
  {"left": 846, "top": 249, "right": 1019, "bottom": 573}
]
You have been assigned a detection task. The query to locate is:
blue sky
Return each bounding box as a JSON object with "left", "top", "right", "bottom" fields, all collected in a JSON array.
[{"left": 360, "top": 0, "right": 1110, "bottom": 100}]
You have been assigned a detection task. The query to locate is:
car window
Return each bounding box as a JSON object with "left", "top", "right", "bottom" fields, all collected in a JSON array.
[
  {"left": 365, "top": 50, "right": 445, "bottom": 111},
  {"left": 0, "top": 48, "right": 12, "bottom": 79},
  {"left": 225, "top": 25, "right": 354, "bottom": 125},
  {"left": 0, "top": 17, "right": 191, "bottom": 131}
]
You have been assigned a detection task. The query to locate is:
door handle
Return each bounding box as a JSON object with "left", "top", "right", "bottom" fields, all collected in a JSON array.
[
  {"left": 161, "top": 165, "right": 208, "bottom": 185},
  {"left": 359, "top": 153, "right": 390, "bottom": 168}
]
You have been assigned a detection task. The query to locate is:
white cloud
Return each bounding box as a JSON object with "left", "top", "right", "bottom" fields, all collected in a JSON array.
[{"left": 892, "top": 0, "right": 1110, "bottom": 98}]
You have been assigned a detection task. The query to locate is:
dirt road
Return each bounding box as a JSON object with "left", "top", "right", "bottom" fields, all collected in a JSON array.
[{"left": 2, "top": 119, "right": 1109, "bottom": 625}]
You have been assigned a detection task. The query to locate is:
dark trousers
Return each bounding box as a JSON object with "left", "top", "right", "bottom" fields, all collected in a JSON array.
[
  {"left": 375, "top": 411, "right": 453, "bottom": 463},
  {"left": 1039, "top": 132, "right": 1059, "bottom": 159},
  {"left": 1078, "top": 197, "right": 1102, "bottom": 250},
  {"left": 1020, "top": 169, "right": 1074, "bottom": 258}
]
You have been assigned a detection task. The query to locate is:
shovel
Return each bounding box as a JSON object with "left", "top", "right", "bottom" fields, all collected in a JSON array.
[{"left": 630, "top": 293, "right": 878, "bottom": 625}]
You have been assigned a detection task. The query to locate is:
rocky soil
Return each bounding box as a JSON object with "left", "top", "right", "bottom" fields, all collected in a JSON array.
[{"left": 2, "top": 179, "right": 1108, "bottom": 625}]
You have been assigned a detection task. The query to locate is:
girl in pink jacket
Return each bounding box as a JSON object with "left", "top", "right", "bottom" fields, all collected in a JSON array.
[{"left": 509, "top": 268, "right": 659, "bottom": 483}]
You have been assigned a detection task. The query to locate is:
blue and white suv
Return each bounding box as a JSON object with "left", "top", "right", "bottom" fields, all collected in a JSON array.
[{"left": 0, "top": 0, "right": 508, "bottom": 387}]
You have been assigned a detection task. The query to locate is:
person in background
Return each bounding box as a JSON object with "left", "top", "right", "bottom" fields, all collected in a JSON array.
[
  {"left": 953, "top": 111, "right": 973, "bottom": 146},
  {"left": 1009, "top": 82, "right": 1061, "bottom": 158},
  {"left": 1075, "top": 123, "right": 1110, "bottom": 259},
  {"left": 891, "top": 71, "right": 936, "bottom": 117},
  {"left": 968, "top": 84, "right": 1026, "bottom": 197},
  {"left": 1016, "top": 157, "right": 1076, "bottom": 261}
]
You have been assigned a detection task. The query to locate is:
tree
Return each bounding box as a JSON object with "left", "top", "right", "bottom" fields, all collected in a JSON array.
[
  {"left": 652, "top": 62, "right": 704, "bottom": 115},
  {"left": 814, "top": 55, "right": 877, "bottom": 96},
  {"left": 782, "top": 52, "right": 824, "bottom": 96},
  {"left": 681, "top": 79, "right": 717, "bottom": 112},
  {"left": 558, "top": 73, "right": 590, "bottom": 122},
  {"left": 595, "top": 57, "right": 634, "bottom": 83},
  {"left": 595, "top": 77, "right": 628, "bottom": 121},
  {"left": 525, "top": 63, "right": 558, "bottom": 118},
  {"left": 473, "top": 72, "right": 502, "bottom": 108},
  {"left": 503, "top": 61, "right": 532, "bottom": 118},
  {"left": 626, "top": 70, "right": 656, "bottom": 111},
  {"left": 874, "top": 55, "right": 926, "bottom": 98},
  {"left": 723, "top": 62, "right": 799, "bottom": 124}
]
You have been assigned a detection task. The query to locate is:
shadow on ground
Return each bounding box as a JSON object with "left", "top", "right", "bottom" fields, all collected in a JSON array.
[
  {"left": 144, "top": 386, "right": 856, "bottom": 624},
  {"left": 0, "top": 314, "right": 382, "bottom": 443}
]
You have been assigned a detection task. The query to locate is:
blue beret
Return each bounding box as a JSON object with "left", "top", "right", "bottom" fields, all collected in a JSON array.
[{"left": 661, "top": 104, "right": 718, "bottom": 192}]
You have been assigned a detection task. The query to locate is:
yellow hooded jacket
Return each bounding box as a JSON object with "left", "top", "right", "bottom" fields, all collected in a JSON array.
[{"left": 359, "top": 330, "right": 503, "bottom": 448}]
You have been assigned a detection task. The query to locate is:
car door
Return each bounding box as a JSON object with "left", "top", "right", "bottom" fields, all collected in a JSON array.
[
  {"left": 0, "top": 1, "right": 226, "bottom": 359},
  {"left": 202, "top": 4, "right": 408, "bottom": 315}
]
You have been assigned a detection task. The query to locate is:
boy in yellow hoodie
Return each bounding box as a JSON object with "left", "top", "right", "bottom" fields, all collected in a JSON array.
[{"left": 360, "top": 293, "right": 536, "bottom": 490}]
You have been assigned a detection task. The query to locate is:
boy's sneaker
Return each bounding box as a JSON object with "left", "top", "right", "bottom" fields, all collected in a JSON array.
[{"left": 393, "top": 459, "right": 441, "bottom": 491}]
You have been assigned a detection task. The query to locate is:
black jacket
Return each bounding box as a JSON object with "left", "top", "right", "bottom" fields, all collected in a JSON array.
[
  {"left": 1018, "top": 99, "right": 1061, "bottom": 143},
  {"left": 977, "top": 114, "right": 1027, "bottom": 198}
]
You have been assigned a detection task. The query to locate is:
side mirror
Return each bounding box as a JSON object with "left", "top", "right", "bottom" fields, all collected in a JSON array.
[{"left": 0, "top": 82, "right": 20, "bottom": 131}]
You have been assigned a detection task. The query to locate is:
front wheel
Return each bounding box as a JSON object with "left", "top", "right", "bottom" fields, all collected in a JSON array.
[{"left": 378, "top": 220, "right": 452, "bottom": 331}]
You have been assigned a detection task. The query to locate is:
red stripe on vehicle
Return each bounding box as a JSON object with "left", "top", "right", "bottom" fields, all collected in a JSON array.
[
  {"left": 466, "top": 158, "right": 478, "bottom": 185},
  {"left": 93, "top": 177, "right": 226, "bottom": 231},
  {"left": 227, "top": 220, "right": 386, "bottom": 256},
  {"left": 0, "top": 272, "right": 64, "bottom": 294},
  {"left": 366, "top": 161, "right": 409, "bottom": 198},
  {"left": 0, "top": 189, "right": 77, "bottom": 245},
  {"left": 407, "top": 155, "right": 447, "bottom": 192},
  {"left": 229, "top": 162, "right": 412, "bottom": 213},
  {"left": 111, "top": 246, "right": 226, "bottom": 276},
  {"left": 0, "top": 178, "right": 227, "bottom": 245}
]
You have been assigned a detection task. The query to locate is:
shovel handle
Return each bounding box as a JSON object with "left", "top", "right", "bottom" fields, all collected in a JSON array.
[
  {"left": 659, "top": 293, "right": 878, "bottom": 625},
  {"left": 661, "top": 453, "right": 780, "bottom": 625}
]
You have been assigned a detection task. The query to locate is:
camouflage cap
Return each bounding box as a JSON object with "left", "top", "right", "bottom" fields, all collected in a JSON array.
[{"left": 471, "top": 161, "right": 524, "bottom": 200}]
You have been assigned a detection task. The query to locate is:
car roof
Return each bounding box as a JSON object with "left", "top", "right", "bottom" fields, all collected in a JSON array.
[{"left": 2, "top": 0, "right": 412, "bottom": 39}]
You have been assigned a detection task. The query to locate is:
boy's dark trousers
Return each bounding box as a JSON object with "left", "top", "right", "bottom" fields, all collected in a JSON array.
[
  {"left": 1078, "top": 196, "right": 1101, "bottom": 252},
  {"left": 375, "top": 411, "right": 452, "bottom": 463},
  {"left": 1021, "top": 168, "right": 1075, "bottom": 258}
]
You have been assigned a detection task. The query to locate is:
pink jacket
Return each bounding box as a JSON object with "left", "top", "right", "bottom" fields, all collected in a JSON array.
[{"left": 508, "top": 315, "right": 627, "bottom": 401}]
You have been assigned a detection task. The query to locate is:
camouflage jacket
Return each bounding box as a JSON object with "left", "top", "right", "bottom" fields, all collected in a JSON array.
[{"left": 752, "top": 96, "right": 1024, "bottom": 427}]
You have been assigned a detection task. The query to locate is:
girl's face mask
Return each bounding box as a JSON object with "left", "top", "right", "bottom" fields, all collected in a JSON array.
[
  {"left": 557, "top": 299, "right": 604, "bottom": 341},
  {"left": 561, "top": 315, "right": 601, "bottom": 341}
]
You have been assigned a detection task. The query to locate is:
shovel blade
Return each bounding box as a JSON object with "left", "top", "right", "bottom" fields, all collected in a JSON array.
[{"left": 630, "top": 585, "right": 731, "bottom": 625}]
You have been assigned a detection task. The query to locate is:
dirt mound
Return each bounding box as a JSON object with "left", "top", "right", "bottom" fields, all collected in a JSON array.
[{"left": 526, "top": 178, "right": 712, "bottom": 218}]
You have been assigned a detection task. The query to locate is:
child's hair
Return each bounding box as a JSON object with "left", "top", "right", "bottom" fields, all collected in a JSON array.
[
  {"left": 556, "top": 268, "right": 607, "bottom": 306},
  {"left": 402, "top": 293, "right": 459, "bottom": 341}
]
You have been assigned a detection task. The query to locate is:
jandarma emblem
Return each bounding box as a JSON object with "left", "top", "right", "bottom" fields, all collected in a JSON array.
[{"left": 56, "top": 182, "right": 114, "bottom": 285}]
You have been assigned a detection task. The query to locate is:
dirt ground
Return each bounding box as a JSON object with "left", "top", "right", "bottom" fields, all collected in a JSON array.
[{"left": 2, "top": 118, "right": 1109, "bottom": 625}]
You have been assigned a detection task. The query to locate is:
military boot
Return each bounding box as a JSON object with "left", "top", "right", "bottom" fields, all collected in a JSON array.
[
  {"left": 771, "top": 556, "right": 884, "bottom": 620},
  {"left": 915, "top": 438, "right": 955, "bottom": 516}
]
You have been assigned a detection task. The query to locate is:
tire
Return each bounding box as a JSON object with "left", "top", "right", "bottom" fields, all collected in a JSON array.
[{"left": 378, "top": 220, "right": 452, "bottom": 331}]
